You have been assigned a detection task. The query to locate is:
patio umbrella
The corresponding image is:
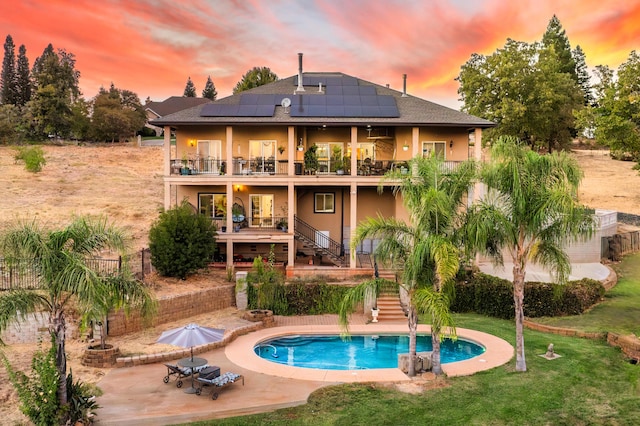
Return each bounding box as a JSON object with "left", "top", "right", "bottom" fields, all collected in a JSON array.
[{"left": 156, "top": 323, "right": 225, "bottom": 361}]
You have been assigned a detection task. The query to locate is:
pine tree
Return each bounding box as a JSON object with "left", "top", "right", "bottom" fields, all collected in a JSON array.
[
  {"left": 541, "top": 15, "right": 576, "bottom": 78},
  {"left": 15, "top": 44, "right": 31, "bottom": 106},
  {"left": 1, "top": 35, "right": 17, "bottom": 105},
  {"left": 202, "top": 75, "right": 217, "bottom": 100},
  {"left": 572, "top": 45, "right": 593, "bottom": 106},
  {"left": 183, "top": 76, "right": 196, "bottom": 97}
]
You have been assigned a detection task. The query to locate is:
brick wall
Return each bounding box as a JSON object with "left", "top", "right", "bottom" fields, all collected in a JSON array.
[{"left": 106, "top": 284, "right": 235, "bottom": 337}]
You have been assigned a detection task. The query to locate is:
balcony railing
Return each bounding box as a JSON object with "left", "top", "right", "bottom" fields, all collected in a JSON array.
[
  {"left": 211, "top": 216, "right": 288, "bottom": 233},
  {"left": 171, "top": 158, "right": 460, "bottom": 177}
]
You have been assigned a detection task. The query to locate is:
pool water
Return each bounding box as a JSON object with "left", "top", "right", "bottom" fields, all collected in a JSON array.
[{"left": 254, "top": 334, "right": 485, "bottom": 370}]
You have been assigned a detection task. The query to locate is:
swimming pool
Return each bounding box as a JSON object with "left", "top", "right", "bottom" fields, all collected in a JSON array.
[{"left": 254, "top": 334, "right": 485, "bottom": 370}]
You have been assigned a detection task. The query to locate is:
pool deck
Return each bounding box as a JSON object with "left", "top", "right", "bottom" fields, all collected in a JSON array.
[{"left": 95, "top": 314, "right": 512, "bottom": 425}]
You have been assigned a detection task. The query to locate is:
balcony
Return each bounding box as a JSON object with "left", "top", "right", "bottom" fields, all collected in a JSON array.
[
  {"left": 170, "top": 159, "right": 460, "bottom": 177},
  {"left": 212, "top": 216, "right": 289, "bottom": 233}
]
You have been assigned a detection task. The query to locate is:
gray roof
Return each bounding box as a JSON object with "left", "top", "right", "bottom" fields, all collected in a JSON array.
[
  {"left": 151, "top": 73, "right": 494, "bottom": 129},
  {"left": 145, "top": 96, "right": 211, "bottom": 118}
]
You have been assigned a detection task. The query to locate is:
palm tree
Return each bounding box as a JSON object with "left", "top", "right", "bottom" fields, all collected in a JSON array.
[
  {"left": 464, "top": 136, "right": 594, "bottom": 372},
  {"left": 0, "top": 216, "right": 156, "bottom": 406},
  {"left": 339, "top": 155, "right": 476, "bottom": 376}
]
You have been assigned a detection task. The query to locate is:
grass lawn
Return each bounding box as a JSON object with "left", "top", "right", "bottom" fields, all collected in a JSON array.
[
  {"left": 534, "top": 252, "right": 640, "bottom": 335},
  {"left": 181, "top": 255, "right": 640, "bottom": 425},
  {"left": 184, "top": 315, "right": 640, "bottom": 425}
]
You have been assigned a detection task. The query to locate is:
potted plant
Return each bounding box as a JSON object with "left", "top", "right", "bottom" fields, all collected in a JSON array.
[
  {"left": 371, "top": 306, "right": 379, "bottom": 323},
  {"left": 331, "top": 145, "right": 345, "bottom": 175},
  {"left": 277, "top": 218, "right": 288, "bottom": 232},
  {"left": 181, "top": 153, "right": 190, "bottom": 175},
  {"left": 304, "top": 145, "right": 319, "bottom": 174}
]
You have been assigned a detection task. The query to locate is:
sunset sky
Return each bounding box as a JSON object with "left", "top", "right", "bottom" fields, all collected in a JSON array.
[{"left": 1, "top": 0, "right": 638, "bottom": 109}]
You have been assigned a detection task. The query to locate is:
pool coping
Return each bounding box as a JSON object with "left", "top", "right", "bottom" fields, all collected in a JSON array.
[{"left": 225, "top": 324, "right": 514, "bottom": 382}]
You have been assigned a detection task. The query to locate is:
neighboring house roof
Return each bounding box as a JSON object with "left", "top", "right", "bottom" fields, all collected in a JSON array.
[
  {"left": 151, "top": 72, "right": 494, "bottom": 128},
  {"left": 145, "top": 96, "right": 211, "bottom": 119}
]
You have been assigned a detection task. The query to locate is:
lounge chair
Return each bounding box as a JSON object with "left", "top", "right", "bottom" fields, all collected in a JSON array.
[
  {"left": 196, "top": 372, "right": 244, "bottom": 400},
  {"left": 162, "top": 363, "right": 209, "bottom": 388}
]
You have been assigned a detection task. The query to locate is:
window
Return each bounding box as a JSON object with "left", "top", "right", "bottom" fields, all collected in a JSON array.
[
  {"left": 198, "top": 193, "right": 227, "bottom": 218},
  {"left": 422, "top": 141, "right": 446, "bottom": 159},
  {"left": 315, "top": 192, "right": 335, "bottom": 213}
]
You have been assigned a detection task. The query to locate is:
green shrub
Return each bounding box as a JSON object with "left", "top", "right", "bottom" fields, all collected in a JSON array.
[
  {"left": 246, "top": 269, "right": 351, "bottom": 316},
  {"left": 1, "top": 340, "right": 61, "bottom": 426},
  {"left": 148, "top": 200, "right": 217, "bottom": 279},
  {"left": 14, "top": 145, "right": 46, "bottom": 172},
  {"left": 66, "top": 370, "right": 101, "bottom": 425},
  {"left": 451, "top": 273, "right": 605, "bottom": 319}
]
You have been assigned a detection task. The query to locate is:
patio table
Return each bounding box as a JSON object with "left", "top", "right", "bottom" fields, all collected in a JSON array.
[{"left": 178, "top": 357, "right": 208, "bottom": 394}]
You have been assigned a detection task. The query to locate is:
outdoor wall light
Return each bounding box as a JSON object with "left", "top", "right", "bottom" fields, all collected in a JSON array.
[
  {"left": 297, "top": 138, "right": 304, "bottom": 151},
  {"left": 402, "top": 143, "right": 409, "bottom": 151},
  {"left": 449, "top": 140, "right": 454, "bottom": 148},
  {"left": 234, "top": 184, "right": 242, "bottom": 192},
  {"left": 188, "top": 139, "right": 196, "bottom": 147}
]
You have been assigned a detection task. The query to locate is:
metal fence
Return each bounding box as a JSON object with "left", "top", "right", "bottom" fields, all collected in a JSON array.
[{"left": 0, "top": 257, "right": 122, "bottom": 291}]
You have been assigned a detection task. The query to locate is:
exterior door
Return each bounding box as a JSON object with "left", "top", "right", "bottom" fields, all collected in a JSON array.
[
  {"left": 198, "top": 140, "right": 222, "bottom": 173},
  {"left": 249, "top": 194, "right": 273, "bottom": 227}
]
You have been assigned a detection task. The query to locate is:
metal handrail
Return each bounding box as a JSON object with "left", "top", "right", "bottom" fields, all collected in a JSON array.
[{"left": 293, "top": 215, "right": 345, "bottom": 264}]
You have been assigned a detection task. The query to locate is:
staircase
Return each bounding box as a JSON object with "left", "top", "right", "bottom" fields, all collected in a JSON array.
[
  {"left": 375, "top": 293, "right": 406, "bottom": 322},
  {"left": 294, "top": 215, "right": 347, "bottom": 267}
]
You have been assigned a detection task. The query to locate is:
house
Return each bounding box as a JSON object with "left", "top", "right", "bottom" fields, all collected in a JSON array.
[
  {"left": 151, "top": 54, "right": 494, "bottom": 276},
  {"left": 145, "top": 96, "right": 211, "bottom": 136}
]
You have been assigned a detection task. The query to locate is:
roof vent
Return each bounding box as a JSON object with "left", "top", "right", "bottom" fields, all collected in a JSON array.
[
  {"left": 402, "top": 74, "right": 408, "bottom": 97},
  {"left": 296, "top": 53, "right": 305, "bottom": 93},
  {"left": 318, "top": 82, "right": 323, "bottom": 92}
]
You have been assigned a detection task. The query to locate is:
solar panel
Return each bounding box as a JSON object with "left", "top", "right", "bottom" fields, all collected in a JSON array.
[{"left": 200, "top": 77, "right": 400, "bottom": 118}]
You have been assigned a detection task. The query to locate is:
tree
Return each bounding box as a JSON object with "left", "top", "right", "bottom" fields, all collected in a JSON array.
[
  {"left": 30, "top": 44, "right": 81, "bottom": 138},
  {"left": 90, "top": 83, "right": 146, "bottom": 142},
  {"left": 541, "top": 15, "right": 576, "bottom": 78},
  {"left": 457, "top": 16, "right": 584, "bottom": 152},
  {"left": 149, "top": 200, "right": 217, "bottom": 279},
  {"left": 233, "top": 66, "right": 278, "bottom": 94},
  {"left": 202, "top": 75, "right": 217, "bottom": 100},
  {"left": 1, "top": 34, "right": 17, "bottom": 105},
  {"left": 586, "top": 51, "right": 640, "bottom": 162},
  {"left": 464, "top": 136, "right": 594, "bottom": 372},
  {"left": 340, "top": 155, "right": 476, "bottom": 376},
  {"left": 572, "top": 45, "right": 594, "bottom": 106},
  {"left": 0, "top": 216, "right": 155, "bottom": 410},
  {"left": 183, "top": 76, "right": 196, "bottom": 97},
  {"left": 15, "top": 44, "right": 31, "bottom": 107}
]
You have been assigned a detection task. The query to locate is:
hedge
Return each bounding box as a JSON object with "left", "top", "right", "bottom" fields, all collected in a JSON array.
[{"left": 451, "top": 273, "right": 605, "bottom": 319}]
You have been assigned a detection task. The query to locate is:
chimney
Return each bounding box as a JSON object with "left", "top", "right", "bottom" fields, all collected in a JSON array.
[
  {"left": 402, "top": 74, "right": 408, "bottom": 97},
  {"left": 296, "top": 53, "right": 305, "bottom": 92}
]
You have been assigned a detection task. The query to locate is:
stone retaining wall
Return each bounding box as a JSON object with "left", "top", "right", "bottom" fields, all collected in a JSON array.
[{"left": 107, "top": 284, "right": 235, "bottom": 337}]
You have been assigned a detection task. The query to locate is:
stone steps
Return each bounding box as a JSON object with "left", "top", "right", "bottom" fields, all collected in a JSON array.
[{"left": 375, "top": 294, "right": 406, "bottom": 322}]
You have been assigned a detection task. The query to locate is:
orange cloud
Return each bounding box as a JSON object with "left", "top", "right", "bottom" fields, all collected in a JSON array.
[{"left": 0, "top": 0, "right": 638, "bottom": 108}]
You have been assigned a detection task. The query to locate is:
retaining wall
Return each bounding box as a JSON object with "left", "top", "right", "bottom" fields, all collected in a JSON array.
[{"left": 107, "top": 284, "right": 235, "bottom": 336}]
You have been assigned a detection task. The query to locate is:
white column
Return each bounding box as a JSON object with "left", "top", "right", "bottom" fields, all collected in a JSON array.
[
  {"left": 226, "top": 126, "right": 233, "bottom": 174},
  {"left": 351, "top": 126, "right": 358, "bottom": 175},
  {"left": 288, "top": 126, "right": 295, "bottom": 175},
  {"left": 288, "top": 181, "right": 295, "bottom": 267},
  {"left": 163, "top": 126, "right": 171, "bottom": 209},
  {"left": 412, "top": 127, "right": 419, "bottom": 157},
  {"left": 350, "top": 182, "right": 358, "bottom": 269}
]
